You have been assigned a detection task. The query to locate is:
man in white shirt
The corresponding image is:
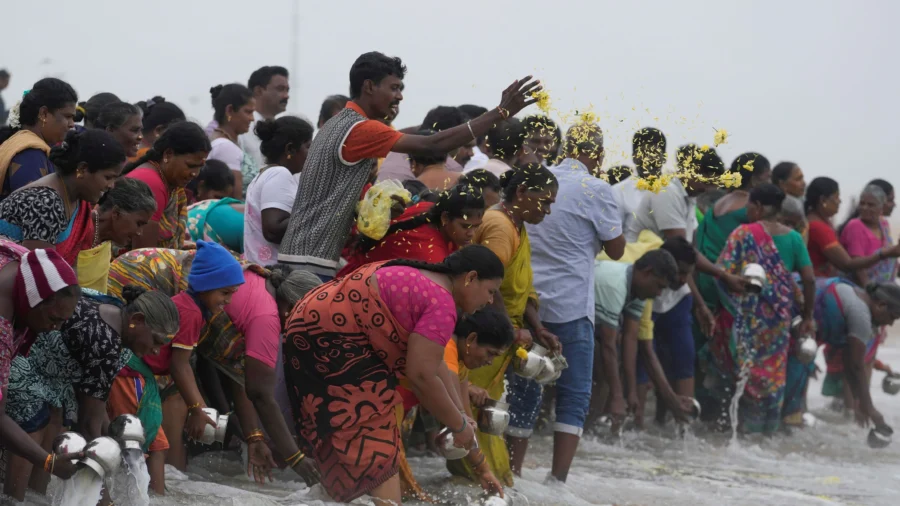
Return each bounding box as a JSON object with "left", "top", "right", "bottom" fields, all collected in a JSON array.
[
  {"left": 614, "top": 127, "right": 667, "bottom": 233},
  {"left": 241, "top": 66, "right": 291, "bottom": 169}
]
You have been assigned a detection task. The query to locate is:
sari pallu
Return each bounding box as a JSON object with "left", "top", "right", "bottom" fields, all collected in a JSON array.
[
  {"left": 187, "top": 197, "right": 244, "bottom": 254},
  {"left": 283, "top": 261, "right": 409, "bottom": 502},
  {"left": 703, "top": 223, "right": 799, "bottom": 434},
  {"left": 448, "top": 225, "right": 535, "bottom": 487},
  {"left": 159, "top": 187, "right": 188, "bottom": 250},
  {"left": 108, "top": 248, "right": 264, "bottom": 386}
]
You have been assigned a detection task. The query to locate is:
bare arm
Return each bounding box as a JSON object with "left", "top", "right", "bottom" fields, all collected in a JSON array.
[
  {"left": 392, "top": 77, "right": 540, "bottom": 155},
  {"left": 244, "top": 357, "right": 301, "bottom": 460},
  {"left": 824, "top": 243, "right": 898, "bottom": 272},
  {"left": 76, "top": 395, "right": 108, "bottom": 440},
  {"left": 799, "top": 265, "right": 815, "bottom": 321},
  {"left": 438, "top": 361, "right": 465, "bottom": 412},
  {"left": 231, "top": 171, "right": 244, "bottom": 200},
  {"left": 406, "top": 334, "right": 466, "bottom": 432},
  {"left": 21, "top": 239, "right": 55, "bottom": 251},
  {"left": 621, "top": 317, "right": 639, "bottom": 409},
  {"left": 595, "top": 325, "right": 624, "bottom": 414},
  {"left": 602, "top": 234, "right": 626, "bottom": 261},
  {"left": 260, "top": 209, "right": 291, "bottom": 244}
]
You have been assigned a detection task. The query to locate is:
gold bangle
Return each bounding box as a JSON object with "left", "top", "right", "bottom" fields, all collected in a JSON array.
[
  {"left": 187, "top": 402, "right": 202, "bottom": 411},
  {"left": 43, "top": 454, "right": 53, "bottom": 473},
  {"left": 285, "top": 449, "right": 304, "bottom": 465},
  {"left": 245, "top": 429, "right": 265, "bottom": 444}
]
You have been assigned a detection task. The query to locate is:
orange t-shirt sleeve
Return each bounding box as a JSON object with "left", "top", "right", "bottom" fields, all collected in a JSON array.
[
  {"left": 341, "top": 120, "right": 403, "bottom": 163},
  {"left": 443, "top": 339, "right": 460, "bottom": 374}
]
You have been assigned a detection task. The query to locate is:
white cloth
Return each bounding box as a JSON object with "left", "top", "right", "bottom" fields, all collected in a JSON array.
[
  {"left": 239, "top": 111, "right": 267, "bottom": 170},
  {"left": 243, "top": 166, "right": 298, "bottom": 266},
  {"left": 463, "top": 146, "right": 489, "bottom": 172},
  {"left": 626, "top": 177, "right": 697, "bottom": 312},
  {"left": 208, "top": 137, "right": 244, "bottom": 171},
  {"left": 477, "top": 158, "right": 512, "bottom": 178},
  {"left": 613, "top": 178, "right": 649, "bottom": 235}
]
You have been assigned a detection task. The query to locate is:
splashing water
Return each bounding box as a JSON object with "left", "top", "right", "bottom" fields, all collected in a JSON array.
[
  {"left": 52, "top": 467, "right": 102, "bottom": 506},
  {"left": 109, "top": 449, "right": 150, "bottom": 506},
  {"left": 728, "top": 364, "right": 751, "bottom": 444}
]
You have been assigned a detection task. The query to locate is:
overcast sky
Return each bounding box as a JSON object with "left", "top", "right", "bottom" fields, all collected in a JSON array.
[{"left": 3, "top": 0, "right": 898, "bottom": 212}]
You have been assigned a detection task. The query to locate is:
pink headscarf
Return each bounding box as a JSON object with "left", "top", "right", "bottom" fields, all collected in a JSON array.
[{"left": 13, "top": 248, "right": 78, "bottom": 354}]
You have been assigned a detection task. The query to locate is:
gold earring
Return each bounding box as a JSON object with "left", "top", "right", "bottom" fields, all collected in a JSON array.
[
  {"left": 283, "top": 311, "right": 289, "bottom": 317},
  {"left": 465, "top": 280, "right": 470, "bottom": 287},
  {"left": 287, "top": 154, "right": 292, "bottom": 160},
  {"left": 129, "top": 324, "right": 135, "bottom": 328},
  {"left": 77, "top": 172, "right": 83, "bottom": 179},
  {"left": 466, "top": 342, "right": 470, "bottom": 354},
  {"left": 163, "top": 157, "right": 168, "bottom": 164},
  {"left": 42, "top": 117, "right": 46, "bottom": 127},
  {"left": 227, "top": 115, "right": 232, "bottom": 122}
]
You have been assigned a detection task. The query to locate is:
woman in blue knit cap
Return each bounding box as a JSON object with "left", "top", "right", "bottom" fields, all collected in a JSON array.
[{"left": 107, "top": 241, "right": 320, "bottom": 493}]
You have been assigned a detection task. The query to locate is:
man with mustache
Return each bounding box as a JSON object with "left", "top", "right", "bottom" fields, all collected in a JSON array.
[
  {"left": 240, "top": 65, "right": 291, "bottom": 169},
  {"left": 277, "top": 51, "right": 541, "bottom": 281}
]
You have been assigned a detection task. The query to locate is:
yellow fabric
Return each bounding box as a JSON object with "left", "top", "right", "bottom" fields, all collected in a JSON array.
[
  {"left": 598, "top": 229, "right": 663, "bottom": 341},
  {"left": 76, "top": 241, "right": 112, "bottom": 293},
  {"left": 0, "top": 130, "right": 51, "bottom": 184},
  {"left": 474, "top": 209, "right": 520, "bottom": 265}
]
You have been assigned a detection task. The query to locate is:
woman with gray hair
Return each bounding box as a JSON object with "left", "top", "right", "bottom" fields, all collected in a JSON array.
[
  {"left": 811, "top": 278, "right": 900, "bottom": 434},
  {"left": 817, "top": 184, "right": 900, "bottom": 414}
]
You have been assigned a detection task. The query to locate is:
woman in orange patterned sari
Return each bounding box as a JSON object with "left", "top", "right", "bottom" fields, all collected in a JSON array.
[
  {"left": 123, "top": 121, "right": 210, "bottom": 250},
  {"left": 283, "top": 245, "right": 503, "bottom": 505}
]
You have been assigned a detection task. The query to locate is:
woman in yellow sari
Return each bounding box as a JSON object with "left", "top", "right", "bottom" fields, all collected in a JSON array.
[{"left": 449, "top": 163, "right": 558, "bottom": 484}]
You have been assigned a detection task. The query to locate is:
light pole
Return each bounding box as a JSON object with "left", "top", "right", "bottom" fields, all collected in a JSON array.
[{"left": 290, "top": 0, "right": 300, "bottom": 114}]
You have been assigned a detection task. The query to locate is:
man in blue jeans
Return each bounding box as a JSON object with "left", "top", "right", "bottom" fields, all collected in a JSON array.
[{"left": 516, "top": 122, "right": 625, "bottom": 482}]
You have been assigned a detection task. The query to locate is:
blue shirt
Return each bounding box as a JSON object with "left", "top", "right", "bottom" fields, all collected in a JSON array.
[
  {"left": 529, "top": 159, "right": 623, "bottom": 324},
  {"left": 2, "top": 148, "right": 54, "bottom": 199}
]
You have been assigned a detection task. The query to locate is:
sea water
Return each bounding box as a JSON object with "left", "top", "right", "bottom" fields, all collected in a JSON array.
[
  {"left": 7, "top": 344, "right": 900, "bottom": 506},
  {"left": 108, "top": 449, "right": 151, "bottom": 506},
  {"left": 50, "top": 467, "right": 102, "bottom": 506}
]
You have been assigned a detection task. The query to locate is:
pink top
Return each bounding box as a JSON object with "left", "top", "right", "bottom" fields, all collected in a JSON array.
[
  {"left": 374, "top": 266, "right": 457, "bottom": 346},
  {"left": 142, "top": 291, "right": 206, "bottom": 375},
  {"left": 225, "top": 270, "right": 280, "bottom": 368},
  {"left": 126, "top": 167, "right": 168, "bottom": 222},
  {"left": 840, "top": 218, "right": 884, "bottom": 257}
]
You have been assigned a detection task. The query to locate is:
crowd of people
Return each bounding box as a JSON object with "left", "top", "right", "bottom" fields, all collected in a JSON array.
[{"left": 0, "top": 51, "right": 896, "bottom": 506}]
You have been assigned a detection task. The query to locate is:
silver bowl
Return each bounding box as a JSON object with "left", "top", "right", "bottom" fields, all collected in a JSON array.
[
  {"left": 200, "top": 407, "right": 229, "bottom": 445},
  {"left": 796, "top": 337, "right": 818, "bottom": 365},
  {"left": 867, "top": 426, "right": 893, "bottom": 449},
  {"left": 689, "top": 398, "right": 702, "bottom": 421},
  {"left": 108, "top": 414, "right": 146, "bottom": 451},
  {"left": 742, "top": 263, "right": 766, "bottom": 293},
  {"left": 512, "top": 350, "right": 546, "bottom": 379},
  {"left": 434, "top": 427, "right": 472, "bottom": 460},
  {"left": 477, "top": 399, "right": 511, "bottom": 436},
  {"left": 883, "top": 375, "right": 900, "bottom": 396},
  {"left": 80, "top": 437, "right": 123, "bottom": 478},
  {"left": 52, "top": 432, "right": 87, "bottom": 459}
]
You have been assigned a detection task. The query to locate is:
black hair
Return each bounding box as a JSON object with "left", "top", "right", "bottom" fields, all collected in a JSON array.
[
  {"left": 121, "top": 285, "right": 180, "bottom": 336},
  {"left": 402, "top": 179, "right": 436, "bottom": 203},
  {"left": 98, "top": 177, "right": 157, "bottom": 214},
  {"left": 135, "top": 96, "right": 185, "bottom": 134},
  {"left": 93, "top": 102, "right": 141, "bottom": 131},
  {"left": 256, "top": 116, "right": 314, "bottom": 164},
  {"left": 634, "top": 249, "right": 679, "bottom": 288},
  {"left": 731, "top": 152, "right": 771, "bottom": 189},
  {"left": 123, "top": 121, "right": 211, "bottom": 174},
  {"left": 523, "top": 115, "right": 562, "bottom": 150},
  {"left": 564, "top": 122, "right": 604, "bottom": 159},
  {"left": 660, "top": 236, "right": 696, "bottom": 266},
  {"left": 75, "top": 92, "right": 120, "bottom": 125},
  {"left": 210, "top": 84, "right": 253, "bottom": 123},
  {"left": 384, "top": 243, "right": 504, "bottom": 281},
  {"left": 349, "top": 52, "right": 407, "bottom": 99},
  {"left": 0, "top": 69, "right": 9, "bottom": 79},
  {"left": 0, "top": 77, "right": 78, "bottom": 144},
  {"left": 196, "top": 160, "right": 234, "bottom": 192},
  {"left": 409, "top": 129, "right": 447, "bottom": 166},
  {"left": 486, "top": 118, "right": 525, "bottom": 162},
  {"left": 633, "top": 127, "right": 667, "bottom": 171},
  {"left": 49, "top": 129, "right": 126, "bottom": 176},
  {"left": 248, "top": 66, "right": 289, "bottom": 91},
  {"left": 804, "top": 176, "right": 839, "bottom": 215},
  {"left": 749, "top": 183, "right": 786, "bottom": 218},
  {"left": 499, "top": 163, "right": 558, "bottom": 203},
  {"left": 459, "top": 169, "right": 501, "bottom": 194},
  {"left": 675, "top": 144, "right": 699, "bottom": 171},
  {"left": 317, "top": 94, "right": 349, "bottom": 127},
  {"left": 771, "top": 161, "right": 798, "bottom": 186},
  {"left": 867, "top": 282, "right": 900, "bottom": 315},
  {"left": 606, "top": 165, "right": 633, "bottom": 185},
  {"left": 697, "top": 147, "right": 726, "bottom": 178},
  {"left": 454, "top": 307, "right": 514, "bottom": 349},
  {"left": 356, "top": 183, "right": 484, "bottom": 253},
  {"left": 421, "top": 106, "right": 468, "bottom": 132}
]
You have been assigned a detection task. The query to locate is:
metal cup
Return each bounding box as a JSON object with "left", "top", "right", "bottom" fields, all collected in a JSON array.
[
  {"left": 52, "top": 432, "right": 87, "bottom": 461},
  {"left": 80, "top": 437, "right": 123, "bottom": 478},
  {"left": 200, "top": 407, "right": 229, "bottom": 445},
  {"left": 108, "top": 414, "right": 146, "bottom": 451},
  {"left": 742, "top": 263, "right": 766, "bottom": 293},
  {"left": 883, "top": 374, "right": 900, "bottom": 395},
  {"left": 513, "top": 350, "right": 545, "bottom": 379},
  {"left": 867, "top": 426, "right": 893, "bottom": 449},
  {"left": 477, "top": 399, "right": 511, "bottom": 436},
  {"left": 434, "top": 427, "right": 469, "bottom": 460}
]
